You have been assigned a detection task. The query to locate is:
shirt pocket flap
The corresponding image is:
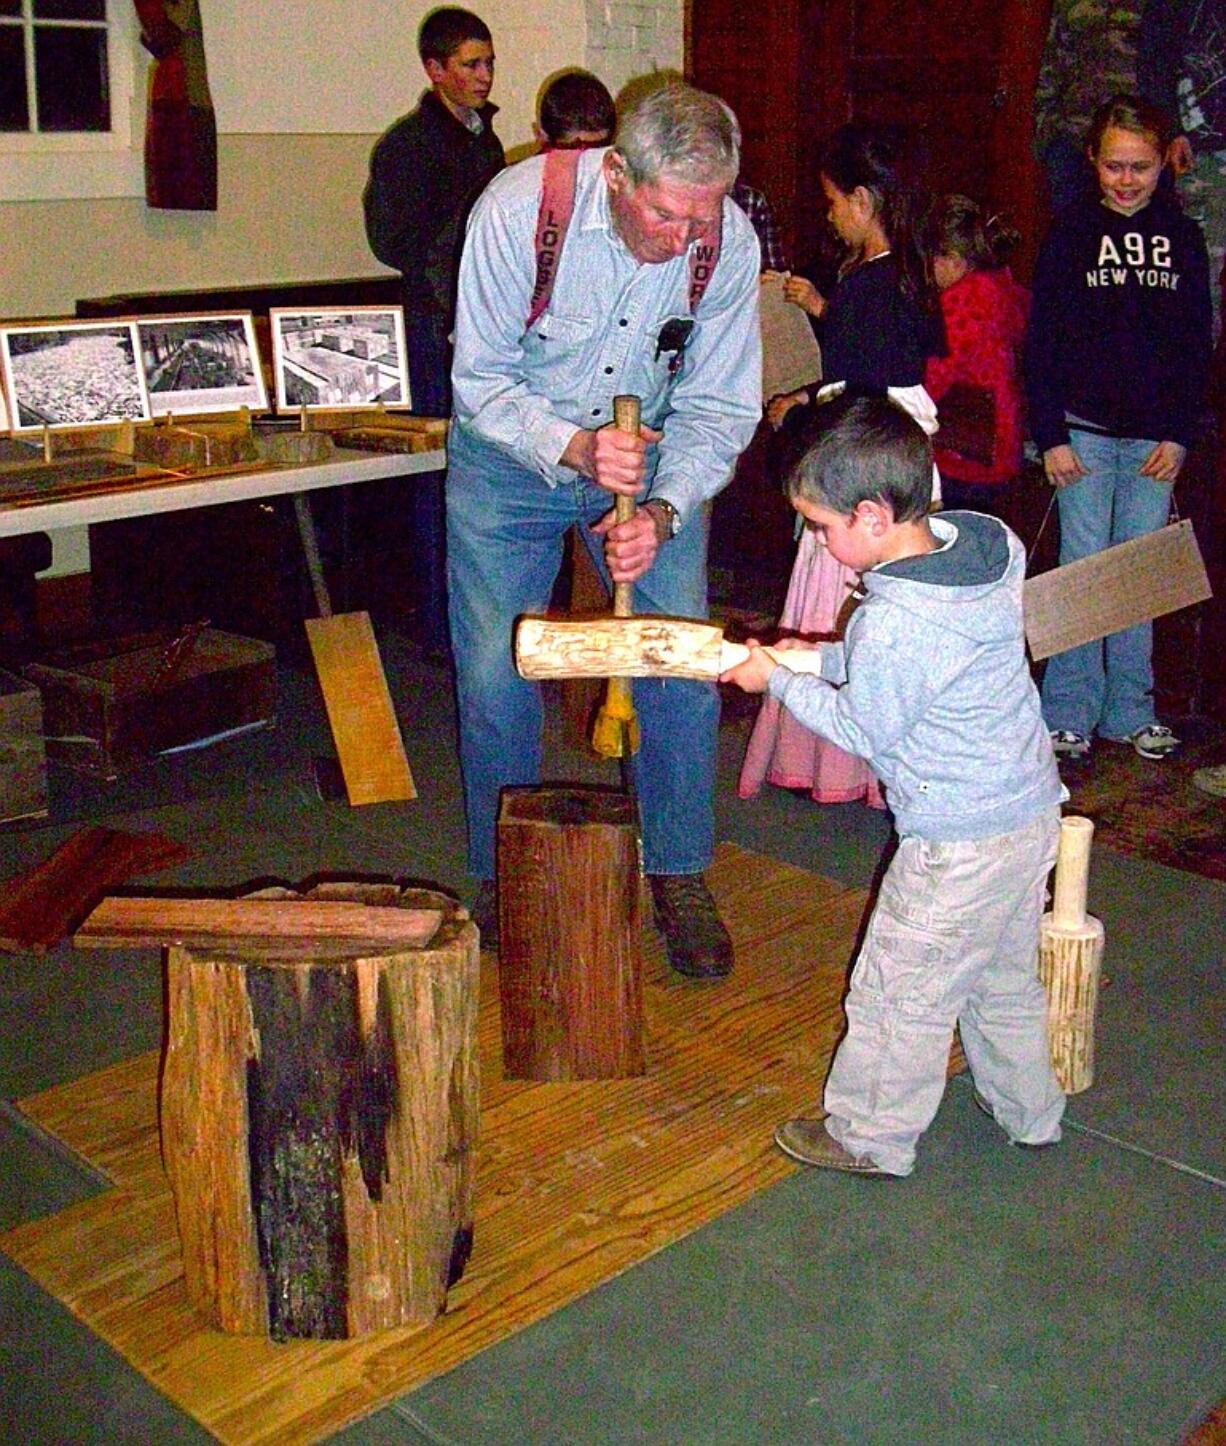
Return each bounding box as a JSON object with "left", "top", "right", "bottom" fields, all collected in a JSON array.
[{"left": 533, "top": 311, "right": 595, "bottom": 344}]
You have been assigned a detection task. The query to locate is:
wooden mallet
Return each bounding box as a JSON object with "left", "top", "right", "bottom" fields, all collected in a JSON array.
[
  {"left": 590, "top": 394, "right": 644, "bottom": 758},
  {"left": 516, "top": 615, "right": 827, "bottom": 681},
  {"left": 1038, "top": 814, "right": 1105, "bottom": 1095}
]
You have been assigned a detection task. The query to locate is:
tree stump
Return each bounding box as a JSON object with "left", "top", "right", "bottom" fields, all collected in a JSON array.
[
  {"left": 80, "top": 882, "right": 478, "bottom": 1340},
  {"left": 497, "top": 787, "right": 645, "bottom": 1080}
]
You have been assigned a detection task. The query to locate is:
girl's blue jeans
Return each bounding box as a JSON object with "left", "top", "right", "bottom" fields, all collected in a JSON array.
[
  {"left": 445, "top": 422, "right": 719, "bottom": 882},
  {"left": 1040, "top": 429, "right": 1173, "bottom": 739}
]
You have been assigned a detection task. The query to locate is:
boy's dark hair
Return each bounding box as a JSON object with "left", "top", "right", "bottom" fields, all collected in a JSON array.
[
  {"left": 418, "top": 7, "right": 491, "bottom": 64},
  {"left": 921, "top": 193, "right": 1020, "bottom": 271},
  {"left": 785, "top": 392, "right": 933, "bottom": 523},
  {"left": 1087, "top": 92, "right": 1173, "bottom": 157},
  {"left": 539, "top": 70, "right": 615, "bottom": 144}
]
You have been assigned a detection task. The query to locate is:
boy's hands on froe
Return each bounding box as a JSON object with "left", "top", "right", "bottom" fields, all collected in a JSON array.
[{"left": 723, "top": 638, "right": 823, "bottom": 691}]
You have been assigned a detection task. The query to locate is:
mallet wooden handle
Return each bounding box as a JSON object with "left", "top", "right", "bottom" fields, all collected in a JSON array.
[
  {"left": 1040, "top": 813, "right": 1104, "bottom": 1094},
  {"left": 611, "top": 394, "right": 640, "bottom": 617},
  {"left": 1051, "top": 815, "right": 1094, "bottom": 929}
]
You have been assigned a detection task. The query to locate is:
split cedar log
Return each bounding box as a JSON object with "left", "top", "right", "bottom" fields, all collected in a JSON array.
[
  {"left": 515, "top": 615, "right": 827, "bottom": 681},
  {"left": 0, "top": 826, "right": 189, "bottom": 954},
  {"left": 74, "top": 895, "right": 442, "bottom": 958},
  {"left": 1038, "top": 816, "right": 1104, "bottom": 1095},
  {"left": 78, "top": 882, "right": 478, "bottom": 1340},
  {"left": 497, "top": 787, "right": 645, "bottom": 1080}
]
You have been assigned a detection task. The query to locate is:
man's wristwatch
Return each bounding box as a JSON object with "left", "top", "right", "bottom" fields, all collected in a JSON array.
[{"left": 646, "top": 498, "right": 680, "bottom": 542}]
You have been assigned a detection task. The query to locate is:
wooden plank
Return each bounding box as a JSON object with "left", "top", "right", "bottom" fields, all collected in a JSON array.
[
  {"left": 1024, "top": 520, "right": 1212, "bottom": 662},
  {"left": 0, "top": 827, "right": 190, "bottom": 954},
  {"left": 304, "top": 611, "right": 416, "bottom": 806},
  {"left": 759, "top": 270, "right": 822, "bottom": 399},
  {"left": 74, "top": 896, "right": 442, "bottom": 957},
  {"left": 0, "top": 844, "right": 966, "bottom": 1446}
]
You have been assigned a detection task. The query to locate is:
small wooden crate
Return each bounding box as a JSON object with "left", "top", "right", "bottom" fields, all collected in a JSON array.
[
  {"left": 0, "top": 669, "right": 47, "bottom": 823},
  {"left": 24, "top": 628, "right": 276, "bottom": 780}
]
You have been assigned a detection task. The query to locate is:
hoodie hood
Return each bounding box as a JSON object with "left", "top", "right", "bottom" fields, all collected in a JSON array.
[{"left": 864, "top": 511, "right": 1022, "bottom": 646}]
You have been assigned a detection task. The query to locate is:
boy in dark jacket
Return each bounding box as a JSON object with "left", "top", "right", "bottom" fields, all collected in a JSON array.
[{"left": 364, "top": 8, "right": 503, "bottom": 653}]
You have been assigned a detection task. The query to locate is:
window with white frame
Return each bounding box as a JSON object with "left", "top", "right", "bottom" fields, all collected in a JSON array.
[
  {"left": 0, "top": 0, "right": 112, "bottom": 133},
  {"left": 0, "top": 0, "right": 139, "bottom": 201}
]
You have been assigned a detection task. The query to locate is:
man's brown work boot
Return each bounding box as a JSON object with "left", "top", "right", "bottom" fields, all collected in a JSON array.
[{"left": 647, "top": 872, "right": 733, "bottom": 980}]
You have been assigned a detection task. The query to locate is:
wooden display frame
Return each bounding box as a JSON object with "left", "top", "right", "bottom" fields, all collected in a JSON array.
[
  {"left": 269, "top": 305, "right": 410, "bottom": 415},
  {"left": 0, "top": 319, "right": 151, "bottom": 434},
  {"left": 136, "top": 311, "right": 268, "bottom": 419}
]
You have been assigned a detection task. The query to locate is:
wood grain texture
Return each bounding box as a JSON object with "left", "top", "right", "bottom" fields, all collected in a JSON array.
[
  {"left": 517, "top": 615, "right": 729, "bottom": 680},
  {"left": 304, "top": 611, "right": 416, "bottom": 806},
  {"left": 160, "top": 896, "right": 477, "bottom": 1339},
  {"left": 497, "top": 788, "right": 644, "bottom": 1080},
  {"left": 1023, "top": 520, "right": 1212, "bottom": 662},
  {"left": 0, "top": 845, "right": 964, "bottom": 1445},
  {"left": 74, "top": 896, "right": 443, "bottom": 958},
  {"left": 0, "top": 827, "right": 190, "bottom": 954}
]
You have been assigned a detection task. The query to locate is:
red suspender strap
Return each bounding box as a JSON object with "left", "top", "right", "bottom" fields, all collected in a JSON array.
[
  {"left": 526, "top": 147, "right": 581, "bottom": 330},
  {"left": 526, "top": 148, "right": 724, "bottom": 329},
  {"left": 688, "top": 208, "right": 723, "bottom": 311}
]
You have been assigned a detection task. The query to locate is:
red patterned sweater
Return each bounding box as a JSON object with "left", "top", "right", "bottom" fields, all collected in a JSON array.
[{"left": 925, "top": 266, "right": 1030, "bottom": 485}]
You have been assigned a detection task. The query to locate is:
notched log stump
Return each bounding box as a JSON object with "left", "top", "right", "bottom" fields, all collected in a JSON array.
[
  {"left": 152, "top": 882, "right": 479, "bottom": 1340},
  {"left": 497, "top": 787, "right": 645, "bottom": 1081}
]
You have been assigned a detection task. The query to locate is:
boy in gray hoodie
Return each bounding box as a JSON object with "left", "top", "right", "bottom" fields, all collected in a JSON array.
[{"left": 723, "top": 394, "right": 1068, "bottom": 1177}]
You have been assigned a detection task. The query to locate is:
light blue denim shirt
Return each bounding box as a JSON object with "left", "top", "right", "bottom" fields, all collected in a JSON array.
[{"left": 450, "top": 146, "right": 762, "bottom": 528}]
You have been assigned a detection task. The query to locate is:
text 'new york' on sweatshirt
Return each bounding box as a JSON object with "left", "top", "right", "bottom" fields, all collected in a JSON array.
[{"left": 1023, "top": 190, "right": 1212, "bottom": 453}]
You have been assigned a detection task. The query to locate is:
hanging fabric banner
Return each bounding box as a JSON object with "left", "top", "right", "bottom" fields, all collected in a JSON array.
[{"left": 133, "top": 0, "right": 218, "bottom": 212}]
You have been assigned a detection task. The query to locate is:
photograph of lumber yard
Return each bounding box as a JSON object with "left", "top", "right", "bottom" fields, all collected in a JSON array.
[
  {"left": 1, "top": 322, "right": 149, "bottom": 430},
  {"left": 270, "top": 307, "right": 408, "bottom": 411}
]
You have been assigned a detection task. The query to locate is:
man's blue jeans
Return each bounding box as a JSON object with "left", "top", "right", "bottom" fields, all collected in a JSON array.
[
  {"left": 1040, "top": 429, "right": 1173, "bottom": 739},
  {"left": 446, "top": 423, "right": 719, "bottom": 882}
]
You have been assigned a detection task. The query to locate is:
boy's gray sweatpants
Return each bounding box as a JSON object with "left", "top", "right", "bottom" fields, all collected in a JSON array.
[{"left": 824, "top": 808, "right": 1065, "bottom": 1176}]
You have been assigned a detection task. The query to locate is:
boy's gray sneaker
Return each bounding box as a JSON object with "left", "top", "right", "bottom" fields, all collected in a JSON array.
[
  {"left": 774, "top": 1117, "right": 888, "bottom": 1175},
  {"left": 1050, "top": 729, "right": 1091, "bottom": 758},
  {"left": 1102, "top": 723, "right": 1180, "bottom": 759},
  {"left": 971, "top": 1089, "right": 1059, "bottom": 1151}
]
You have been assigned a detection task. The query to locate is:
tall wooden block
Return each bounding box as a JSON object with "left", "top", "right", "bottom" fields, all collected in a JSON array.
[
  {"left": 83, "top": 883, "right": 479, "bottom": 1340},
  {"left": 497, "top": 787, "right": 645, "bottom": 1081}
]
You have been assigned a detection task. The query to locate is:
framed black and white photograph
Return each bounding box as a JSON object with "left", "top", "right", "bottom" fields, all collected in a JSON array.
[
  {"left": 137, "top": 313, "right": 268, "bottom": 417},
  {"left": 1, "top": 321, "right": 150, "bottom": 432},
  {"left": 269, "top": 307, "right": 409, "bottom": 412}
]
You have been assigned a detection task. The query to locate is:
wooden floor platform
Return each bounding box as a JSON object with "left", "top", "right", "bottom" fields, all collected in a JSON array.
[{"left": 0, "top": 843, "right": 942, "bottom": 1445}]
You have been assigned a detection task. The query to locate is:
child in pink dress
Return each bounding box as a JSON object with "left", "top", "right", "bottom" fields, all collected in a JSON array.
[{"left": 739, "top": 124, "right": 940, "bottom": 807}]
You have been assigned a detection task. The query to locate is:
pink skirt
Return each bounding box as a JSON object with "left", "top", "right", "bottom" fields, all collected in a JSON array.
[{"left": 737, "top": 529, "right": 886, "bottom": 809}]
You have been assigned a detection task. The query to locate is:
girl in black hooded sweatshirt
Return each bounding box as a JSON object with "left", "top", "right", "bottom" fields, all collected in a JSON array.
[{"left": 1024, "top": 93, "right": 1211, "bottom": 763}]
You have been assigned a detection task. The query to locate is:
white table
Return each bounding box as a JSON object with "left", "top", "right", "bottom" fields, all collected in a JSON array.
[{"left": 0, "top": 446, "right": 447, "bottom": 538}]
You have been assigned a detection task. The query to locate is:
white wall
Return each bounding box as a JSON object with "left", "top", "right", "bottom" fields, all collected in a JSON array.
[{"left": 0, "top": 0, "right": 685, "bottom": 572}]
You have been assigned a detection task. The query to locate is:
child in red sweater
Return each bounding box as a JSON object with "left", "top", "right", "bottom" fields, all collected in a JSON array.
[{"left": 922, "top": 196, "right": 1030, "bottom": 514}]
